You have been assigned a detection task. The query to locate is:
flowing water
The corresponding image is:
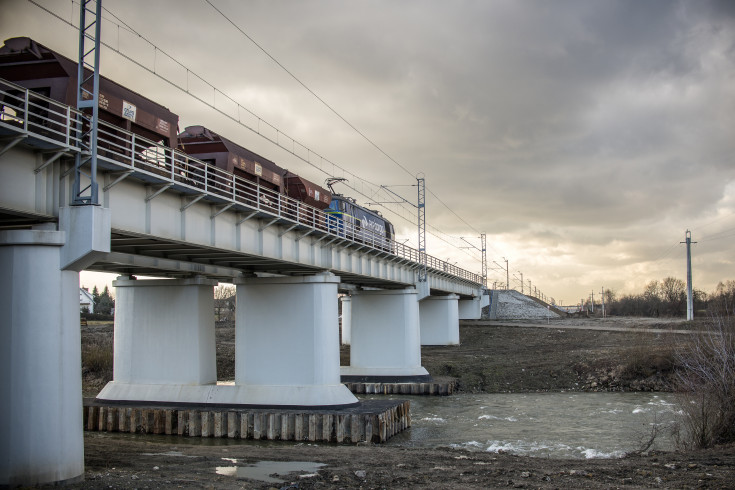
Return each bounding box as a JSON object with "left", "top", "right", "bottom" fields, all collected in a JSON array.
[
  {"left": 133, "top": 392, "right": 683, "bottom": 469},
  {"left": 134, "top": 392, "right": 683, "bottom": 482},
  {"left": 380, "top": 392, "right": 682, "bottom": 459}
]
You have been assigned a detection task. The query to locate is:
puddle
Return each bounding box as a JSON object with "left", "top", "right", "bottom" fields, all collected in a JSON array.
[{"left": 215, "top": 460, "right": 326, "bottom": 483}]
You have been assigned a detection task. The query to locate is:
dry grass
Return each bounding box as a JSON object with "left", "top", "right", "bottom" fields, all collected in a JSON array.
[{"left": 674, "top": 313, "right": 735, "bottom": 448}]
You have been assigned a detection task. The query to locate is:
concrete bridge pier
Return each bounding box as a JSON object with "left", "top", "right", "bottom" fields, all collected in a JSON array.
[
  {"left": 340, "top": 295, "right": 351, "bottom": 345},
  {"left": 459, "top": 296, "right": 483, "bottom": 320},
  {"left": 341, "top": 288, "right": 431, "bottom": 382},
  {"left": 419, "top": 294, "right": 460, "bottom": 345},
  {"left": 234, "top": 272, "right": 358, "bottom": 407},
  {"left": 96, "top": 276, "right": 218, "bottom": 404},
  {"left": 0, "top": 227, "right": 84, "bottom": 486}
]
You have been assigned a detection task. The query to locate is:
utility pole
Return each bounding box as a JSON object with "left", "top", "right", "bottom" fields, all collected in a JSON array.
[
  {"left": 600, "top": 286, "right": 606, "bottom": 318},
  {"left": 461, "top": 234, "right": 488, "bottom": 289},
  {"left": 481, "top": 233, "right": 487, "bottom": 289},
  {"left": 590, "top": 290, "right": 594, "bottom": 314},
  {"left": 681, "top": 230, "right": 696, "bottom": 321},
  {"left": 518, "top": 271, "right": 524, "bottom": 293},
  {"left": 528, "top": 279, "right": 532, "bottom": 296},
  {"left": 493, "top": 259, "right": 508, "bottom": 290}
]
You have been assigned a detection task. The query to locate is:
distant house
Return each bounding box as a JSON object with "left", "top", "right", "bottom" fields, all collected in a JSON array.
[{"left": 80, "top": 288, "right": 94, "bottom": 313}]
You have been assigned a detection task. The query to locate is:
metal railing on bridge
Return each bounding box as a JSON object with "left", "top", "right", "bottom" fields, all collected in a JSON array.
[{"left": 0, "top": 77, "right": 483, "bottom": 286}]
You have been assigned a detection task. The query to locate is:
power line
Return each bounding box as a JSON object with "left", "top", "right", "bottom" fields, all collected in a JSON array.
[
  {"left": 29, "top": 0, "right": 487, "bottom": 265},
  {"left": 699, "top": 225, "right": 735, "bottom": 242},
  {"left": 204, "top": 0, "right": 488, "bottom": 256},
  {"left": 203, "top": 0, "right": 417, "bottom": 181},
  {"left": 650, "top": 241, "right": 681, "bottom": 263},
  {"left": 690, "top": 211, "right": 735, "bottom": 234}
]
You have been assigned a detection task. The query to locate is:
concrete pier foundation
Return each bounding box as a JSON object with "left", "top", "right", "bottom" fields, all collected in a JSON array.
[
  {"left": 235, "top": 272, "right": 358, "bottom": 407},
  {"left": 97, "top": 276, "right": 218, "bottom": 404},
  {"left": 340, "top": 295, "right": 352, "bottom": 345},
  {"left": 419, "top": 294, "right": 460, "bottom": 345},
  {"left": 0, "top": 229, "right": 84, "bottom": 486},
  {"left": 341, "top": 288, "right": 430, "bottom": 382},
  {"left": 83, "top": 398, "right": 409, "bottom": 443}
]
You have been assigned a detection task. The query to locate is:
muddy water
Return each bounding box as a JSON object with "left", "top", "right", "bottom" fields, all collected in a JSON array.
[{"left": 380, "top": 392, "right": 682, "bottom": 459}]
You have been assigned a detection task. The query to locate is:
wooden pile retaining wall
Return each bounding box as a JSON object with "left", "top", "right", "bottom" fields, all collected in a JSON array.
[
  {"left": 83, "top": 399, "right": 410, "bottom": 443},
  {"left": 344, "top": 379, "right": 457, "bottom": 396}
]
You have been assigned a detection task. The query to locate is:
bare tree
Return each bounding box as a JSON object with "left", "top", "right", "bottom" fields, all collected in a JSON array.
[{"left": 214, "top": 284, "right": 236, "bottom": 322}]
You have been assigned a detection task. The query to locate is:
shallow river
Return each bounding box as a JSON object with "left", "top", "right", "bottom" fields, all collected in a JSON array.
[{"left": 379, "top": 392, "right": 682, "bottom": 459}]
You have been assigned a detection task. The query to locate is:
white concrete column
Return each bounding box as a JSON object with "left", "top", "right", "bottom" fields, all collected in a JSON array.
[
  {"left": 96, "top": 276, "right": 218, "bottom": 403},
  {"left": 341, "top": 288, "right": 430, "bottom": 382},
  {"left": 234, "top": 272, "right": 357, "bottom": 407},
  {"left": 419, "top": 294, "right": 460, "bottom": 345},
  {"left": 340, "top": 295, "right": 352, "bottom": 345},
  {"left": 459, "top": 296, "right": 482, "bottom": 319},
  {"left": 0, "top": 229, "right": 84, "bottom": 486}
]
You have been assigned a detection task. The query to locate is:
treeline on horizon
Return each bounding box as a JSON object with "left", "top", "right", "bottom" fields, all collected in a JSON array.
[{"left": 597, "top": 278, "right": 735, "bottom": 318}]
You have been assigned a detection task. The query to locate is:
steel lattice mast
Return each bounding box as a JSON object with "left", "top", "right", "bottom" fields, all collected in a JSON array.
[
  {"left": 417, "top": 175, "right": 426, "bottom": 283},
  {"left": 73, "top": 0, "right": 102, "bottom": 205}
]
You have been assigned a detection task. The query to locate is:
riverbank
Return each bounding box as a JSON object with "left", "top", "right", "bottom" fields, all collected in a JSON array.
[
  {"left": 72, "top": 316, "right": 735, "bottom": 489},
  {"left": 418, "top": 317, "right": 688, "bottom": 394},
  {"left": 67, "top": 432, "right": 734, "bottom": 489}
]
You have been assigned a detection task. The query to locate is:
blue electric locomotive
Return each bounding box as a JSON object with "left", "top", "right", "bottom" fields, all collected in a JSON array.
[{"left": 326, "top": 194, "right": 395, "bottom": 251}]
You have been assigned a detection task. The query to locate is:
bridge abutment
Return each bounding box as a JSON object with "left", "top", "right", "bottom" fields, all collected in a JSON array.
[
  {"left": 96, "top": 276, "right": 218, "bottom": 404},
  {"left": 341, "top": 289, "right": 431, "bottom": 382},
  {"left": 419, "top": 294, "right": 460, "bottom": 345},
  {"left": 0, "top": 229, "right": 84, "bottom": 486}
]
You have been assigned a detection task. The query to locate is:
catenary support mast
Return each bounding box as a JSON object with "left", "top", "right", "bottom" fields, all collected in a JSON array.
[{"left": 73, "top": 0, "right": 102, "bottom": 205}]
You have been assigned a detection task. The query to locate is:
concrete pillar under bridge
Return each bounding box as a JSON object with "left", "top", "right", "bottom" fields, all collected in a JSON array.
[
  {"left": 459, "top": 295, "right": 487, "bottom": 320},
  {"left": 419, "top": 294, "right": 460, "bottom": 345},
  {"left": 98, "top": 272, "right": 357, "bottom": 408},
  {"left": 340, "top": 295, "right": 352, "bottom": 345},
  {"left": 341, "top": 288, "right": 431, "bottom": 383},
  {"left": 235, "top": 272, "right": 357, "bottom": 407},
  {"left": 0, "top": 229, "right": 84, "bottom": 486},
  {"left": 96, "top": 276, "right": 219, "bottom": 403}
]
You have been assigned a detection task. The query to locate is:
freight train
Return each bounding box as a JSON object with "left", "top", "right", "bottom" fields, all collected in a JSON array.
[{"left": 0, "top": 36, "right": 395, "bottom": 250}]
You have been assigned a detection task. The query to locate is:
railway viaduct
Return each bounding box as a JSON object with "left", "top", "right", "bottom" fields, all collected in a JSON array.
[{"left": 0, "top": 78, "right": 487, "bottom": 485}]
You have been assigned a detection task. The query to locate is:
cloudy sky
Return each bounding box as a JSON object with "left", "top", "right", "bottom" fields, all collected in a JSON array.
[{"left": 4, "top": 0, "right": 735, "bottom": 304}]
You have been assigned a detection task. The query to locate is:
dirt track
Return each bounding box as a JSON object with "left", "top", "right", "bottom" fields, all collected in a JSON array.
[{"left": 71, "top": 316, "right": 735, "bottom": 489}]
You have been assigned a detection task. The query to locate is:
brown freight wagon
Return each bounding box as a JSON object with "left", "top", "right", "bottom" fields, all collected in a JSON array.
[
  {"left": 0, "top": 37, "right": 179, "bottom": 172},
  {"left": 178, "top": 125, "right": 331, "bottom": 224},
  {"left": 284, "top": 172, "right": 331, "bottom": 229}
]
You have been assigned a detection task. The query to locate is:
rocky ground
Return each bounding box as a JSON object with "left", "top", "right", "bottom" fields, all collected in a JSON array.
[{"left": 72, "top": 316, "right": 735, "bottom": 489}]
